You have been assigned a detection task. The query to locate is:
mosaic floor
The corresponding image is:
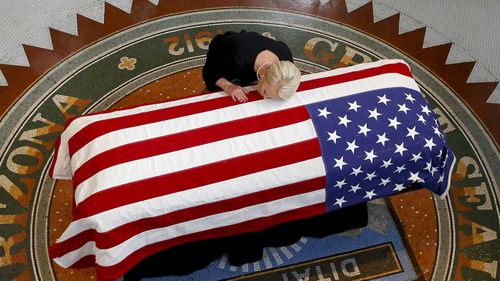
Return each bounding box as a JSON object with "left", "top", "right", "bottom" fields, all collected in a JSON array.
[{"left": 0, "top": 1, "right": 499, "bottom": 281}]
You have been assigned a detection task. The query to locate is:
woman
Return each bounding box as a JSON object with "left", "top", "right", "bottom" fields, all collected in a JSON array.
[{"left": 202, "top": 30, "right": 301, "bottom": 102}]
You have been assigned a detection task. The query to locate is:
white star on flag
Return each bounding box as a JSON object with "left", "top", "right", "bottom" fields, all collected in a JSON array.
[
  {"left": 334, "top": 179, "right": 347, "bottom": 189},
  {"left": 364, "top": 189, "right": 377, "bottom": 200},
  {"left": 410, "top": 152, "right": 423, "bottom": 162},
  {"left": 349, "top": 184, "right": 362, "bottom": 193},
  {"left": 368, "top": 108, "right": 381, "bottom": 120},
  {"left": 327, "top": 131, "right": 341, "bottom": 143},
  {"left": 338, "top": 115, "right": 351, "bottom": 127},
  {"left": 358, "top": 123, "right": 371, "bottom": 137},
  {"left": 376, "top": 133, "right": 390, "bottom": 146},
  {"left": 334, "top": 196, "right": 347, "bottom": 207},
  {"left": 378, "top": 94, "right": 391, "bottom": 105},
  {"left": 424, "top": 137, "right": 436, "bottom": 151},
  {"left": 408, "top": 171, "right": 424, "bottom": 183},
  {"left": 350, "top": 166, "right": 363, "bottom": 176},
  {"left": 345, "top": 140, "right": 359, "bottom": 153},
  {"left": 348, "top": 101, "right": 361, "bottom": 112},
  {"left": 417, "top": 114, "right": 427, "bottom": 124},
  {"left": 398, "top": 103, "right": 410, "bottom": 114},
  {"left": 364, "top": 171, "right": 378, "bottom": 181},
  {"left": 431, "top": 167, "right": 438, "bottom": 176},
  {"left": 394, "top": 142, "right": 407, "bottom": 156},
  {"left": 380, "top": 159, "right": 393, "bottom": 169},
  {"left": 393, "top": 183, "right": 406, "bottom": 192},
  {"left": 438, "top": 174, "right": 444, "bottom": 183},
  {"left": 318, "top": 107, "right": 331, "bottom": 119},
  {"left": 364, "top": 149, "right": 378, "bottom": 163},
  {"left": 388, "top": 116, "right": 402, "bottom": 129},
  {"left": 406, "top": 126, "right": 419, "bottom": 140},
  {"left": 405, "top": 93, "right": 416, "bottom": 103},
  {"left": 379, "top": 177, "right": 391, "bottom": 186},
  {"left": 433, "top": 126, "right": 443, "bottom": 138},
  {"left": 333, "top": 156, "right": 347, "bottom": 170},
  {"left": 395, "top": 165, "right": 406, "bottom": 173},
  {"left": 424, "top": 161, "right": 433, "bottom": 172},
  {"left": 421, "top": 105, "right": 432, "bottom": 115}
]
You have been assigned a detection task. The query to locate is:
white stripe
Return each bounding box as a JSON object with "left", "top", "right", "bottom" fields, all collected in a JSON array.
[
  {"left": 74, "top": 120, "right": 317, "bottom": 205},
  {"left": 54, "top": 188, "right": 326, "bottom": 268},
  {"left": 69, "top": 73, "right": 418, "bottom": 176},
  {"left": 53, "top": 241, "right": 96, "bottom": 268},
  {"left": 52, "top": 60, "right": 412, "bottom": 178},
  {"left": 58, "top": 157, "right": 326, "bottom": 242}
]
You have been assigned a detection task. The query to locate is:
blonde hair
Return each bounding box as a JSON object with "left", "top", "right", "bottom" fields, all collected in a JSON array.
[{"left": 265, "top": 61, "right": 301, "bottom": 100}]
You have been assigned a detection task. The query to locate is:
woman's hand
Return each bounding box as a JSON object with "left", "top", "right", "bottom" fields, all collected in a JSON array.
[
  {"left": 223, "top": 84, "right": 249, "bottom": 103},
  {"left": 215, "top": 78, "right": 249, "bottom": 103}
]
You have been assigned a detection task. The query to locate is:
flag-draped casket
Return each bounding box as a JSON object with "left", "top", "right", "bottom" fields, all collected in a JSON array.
[{"left": 49, "top": 59, "right": 455, "bottom": 280}]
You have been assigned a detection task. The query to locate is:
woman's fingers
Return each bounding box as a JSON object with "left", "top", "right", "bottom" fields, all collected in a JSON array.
[
  {"left": 227, "top": 86, "right": 249, "bottom": 103},
  {"left": 239, "top": 91, "right": 249, "bottom": 102},
  {"left": 236, "top": 92, "right": 245, "bottom": 102},
  {"left": 239, "top": 87, "right": 249, "bottom": 102}
]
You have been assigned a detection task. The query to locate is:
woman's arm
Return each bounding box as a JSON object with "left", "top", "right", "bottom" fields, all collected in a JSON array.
[
  {"left": 202, "top": 32, "right": 249, "bottom": 102},
  {"left": 216, "top": 78, "right": 249, "bottom": 103}
]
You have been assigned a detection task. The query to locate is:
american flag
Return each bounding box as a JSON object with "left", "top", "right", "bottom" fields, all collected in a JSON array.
[{"left": 48, "top": 59, "right": 455, "bottom": 280}]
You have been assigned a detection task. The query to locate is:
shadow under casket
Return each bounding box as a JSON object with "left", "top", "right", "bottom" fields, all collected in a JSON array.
[{"left": 124, "top": 201, "right": 369, "bottom": 280}]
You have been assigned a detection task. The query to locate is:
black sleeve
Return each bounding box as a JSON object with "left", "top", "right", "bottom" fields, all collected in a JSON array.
[
  {"left": 275, "top": 41, "right": 293, "bottom": 62},
  {"left": 202, "top": 35, "right": 230, "bottom": 91},
  {"left": 202, "top": 32, "right": 244, "bottom": 91}
]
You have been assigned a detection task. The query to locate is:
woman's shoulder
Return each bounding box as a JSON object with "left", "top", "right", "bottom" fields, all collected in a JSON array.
[{"left": 267, "top": 39, "right": 292, "bottom": 60}]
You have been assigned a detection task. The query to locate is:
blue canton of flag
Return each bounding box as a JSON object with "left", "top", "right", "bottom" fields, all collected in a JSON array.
[{"left": 306, "top": 87, "right": 456, "bottom": 212}]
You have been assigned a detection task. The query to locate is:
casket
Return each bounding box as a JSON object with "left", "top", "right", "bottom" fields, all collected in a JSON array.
[{"left": 48, "top": 59, "right": 456, "bottom": 280}]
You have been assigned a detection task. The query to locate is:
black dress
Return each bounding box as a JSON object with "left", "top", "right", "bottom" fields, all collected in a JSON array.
[{"left": 202, "top": 30, "right": 293, "bottom": 91}]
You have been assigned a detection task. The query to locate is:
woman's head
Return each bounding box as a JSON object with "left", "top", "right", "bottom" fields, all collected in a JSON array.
[{"left": 257, "top": 61, "right": 301, "bottom": 100}]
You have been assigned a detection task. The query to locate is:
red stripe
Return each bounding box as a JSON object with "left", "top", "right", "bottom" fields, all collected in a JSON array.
[
  {"left": 73, "top": 138, "right": 322, "bottom": 218},
  {"left": 49, "top": 176, "right": 326, "bottom": 257},
  {"left": 72, "top": 106, "right": 311, "bottom": 189},
  {"left": 66, "top": 62, "right": 410, "bottom": 158},
  {"left": 297, "top": 62, "right": 412, "bottom": 92},
  {"left": 70, "top": 255, "right": 96, "bottom": 269},
  {"left": 98, "top": 203, "right": 325, "bottom": 281},
  {"left": 48, "top": 228, "right": 93, "bottom": 258}
]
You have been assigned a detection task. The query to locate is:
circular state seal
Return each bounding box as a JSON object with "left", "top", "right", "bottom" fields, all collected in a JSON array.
[{"left": 0, "top": 7, "right": 498, "bottom": 281}]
